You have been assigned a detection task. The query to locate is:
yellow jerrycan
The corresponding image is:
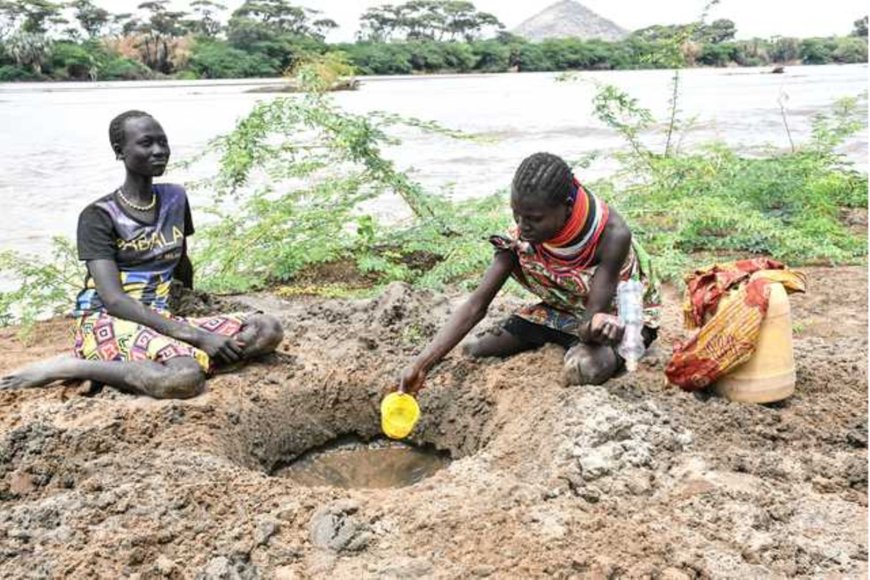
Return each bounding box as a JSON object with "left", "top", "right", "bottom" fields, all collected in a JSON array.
[{"left": 714, "top": 281, "right": 796, "bottom": 403}]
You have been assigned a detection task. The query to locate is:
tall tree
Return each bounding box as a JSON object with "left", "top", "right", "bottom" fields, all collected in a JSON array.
[
  {"left": 358, "top": 3, "right": 404, "bottom": 42},
  {"left": 187, "top": 0, "right": 226, "bottom": 37},
  {"left": 769, "top": 36, "right": 800, "bottom": 63},
  {"left": 135, "top": 1, "right": 189, "bottom": 73},
  {"left": 358, "top": 0, "right": 502, "bottom": 42},
  {"left": 230, "top": 0, "right": 336, "bottom": 40},
  {"left": 0, "top": 0, "right": 65, "bottom": 35},
  {"left": 0, "top": 1, "right": 15, "bottom": 37},
  {"left": 110, "top": 12, "right": 139, "bottom": 36},
  {"left": 5, "top": 29, "right": 52, "bottom": 71},
  {"left": 852, "top": 15, "right": 868, "bottom": 37},
  {"left": 700, "top": 18, "right": 736, "bottom": 44},
  {"left": 70, "top": 0, "right": 109, "bottom": 38},
  {"left": 441, "top": 1, "right": 502, "bottom": 42}
]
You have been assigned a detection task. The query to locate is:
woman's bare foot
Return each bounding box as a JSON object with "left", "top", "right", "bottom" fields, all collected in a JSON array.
[{"left": 0, "top": 355, "right": 76, "bottom": 390}]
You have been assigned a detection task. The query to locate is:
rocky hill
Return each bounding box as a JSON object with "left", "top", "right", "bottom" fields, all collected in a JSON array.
[{"left": 513, "top": 0, "right": 629, "bottom": 42}]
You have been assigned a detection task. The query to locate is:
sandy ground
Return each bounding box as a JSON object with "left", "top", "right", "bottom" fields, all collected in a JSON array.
[{"left": 0, "top": 266, "right": 866, "bottom": 579}]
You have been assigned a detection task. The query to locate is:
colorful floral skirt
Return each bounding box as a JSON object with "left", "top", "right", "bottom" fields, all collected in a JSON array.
[{"left": 72, "top": 310, "right": 249, "bottom": 374}]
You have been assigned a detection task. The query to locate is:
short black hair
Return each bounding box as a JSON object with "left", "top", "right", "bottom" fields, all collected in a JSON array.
[
  {"left": 109, "top": 110, "right": 154, "bottom": 152},
  {"left": 511, "top": 152, "right": 573, "bottom": 205}
]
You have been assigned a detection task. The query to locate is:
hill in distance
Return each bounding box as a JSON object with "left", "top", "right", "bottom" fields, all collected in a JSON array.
[{"left": 513, "top": 0, "right": 629, "bottom": 42}]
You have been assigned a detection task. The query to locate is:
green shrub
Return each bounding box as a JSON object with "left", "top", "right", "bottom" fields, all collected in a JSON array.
[
  {"left": 698, "top": 43, "right": 737, "bottom": 66},
  {"left": 585, "top": 87, "right": 867, "bottom": 281},
  {"left": 470, "top": 40, "right": 510, "bottom": 72},
  {"left": 173, "top": 70, "right": 200, "bottom": 80},
  {"left": 189, "top": 40, "right": 280, "bottom": 78},
  {"left": 0, "top": 64, "right": 40, "bottom": 81},
  {"left": 341, "top": 42, "right": 413, "bottom": 75},
  {"left": 832, "top": 36, "right": 868, "bottom": 63},
  {"left": 516, "top": 43, "right": 550, "bottom": 71},
  {"left": 99, "top": 57, "right": 152, "bottom": 80},
  {"left": 800, "top": 38, "right": 834, "bottom": 64},
  {"left": 48, "top": 42, "right": 96, "bottom": 80}
]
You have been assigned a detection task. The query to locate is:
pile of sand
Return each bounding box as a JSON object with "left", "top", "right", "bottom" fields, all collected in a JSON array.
[{"left": 0, "top": 268, "right": 866, "bottom": 577}]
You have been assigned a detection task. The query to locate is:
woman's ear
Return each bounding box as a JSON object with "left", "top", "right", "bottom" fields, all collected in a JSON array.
[{"left": 112, "top": 142, "right": 124, "bottom": 160}]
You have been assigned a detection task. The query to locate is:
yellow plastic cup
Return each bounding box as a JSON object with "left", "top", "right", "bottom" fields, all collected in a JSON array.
[{"left": 381, "top": 392, "right": 420, "bottom": 440}]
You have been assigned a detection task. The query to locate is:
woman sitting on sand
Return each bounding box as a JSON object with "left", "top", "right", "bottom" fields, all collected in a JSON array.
[
  {"left": 400, "top": 152, "right": 661, "bottom": 393},
  {"left": 1, "top": 110, "right": 283, "bottom": 398}
]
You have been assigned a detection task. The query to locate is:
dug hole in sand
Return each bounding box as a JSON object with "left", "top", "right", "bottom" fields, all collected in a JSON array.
[{"left": 0, "top": 267, "right": 866, "bottom": 578}]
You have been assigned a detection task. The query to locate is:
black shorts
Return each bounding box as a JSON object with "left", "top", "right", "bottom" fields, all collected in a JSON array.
[{"left": 502, "top": 315, "right": 658, "bottom": 351}]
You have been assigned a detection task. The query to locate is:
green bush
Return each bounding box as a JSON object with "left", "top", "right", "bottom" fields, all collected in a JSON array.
[
  {"left": 698, "top": 43, "right": 738, "bottom": 66},
  {"left": 540, "top": 38, "right": 612, "bottom": 70},
  {"left": 189, "top": 39, "right": 280, "bottom": 78},
  {"left": 439, "top": 42, "right": 475, "bottom": 72},
  {"left": 48, "top": 42, "right": 96, "bottom": 80},
  {"left": 800, "top": 38, "right": 834, "bottom": 64},
  {"left": 516, "top": 42, "right": 550, "bottom": 71},
  {"left": 98, "top": 57, "right": 152, "bottom": 80},
  {"left": 832, "top": 36, "right": 868, "bottom": 63},
  {"left": 586, "top": 87, "right": 867, "bottom": 281},
  {"left": 173, "top": 70, "right": 200, "bottom": 80},
  {"left": 0, "top": 64, "right": 40, "bottom": 81},
  {"left": 186, "top": 76, "right": 866, "bottom": 296},
  {"left": 306, "top": 33, "right": 866, "bottom": 76},
  {"left": 614, "top": 147, "right": 867, "bottom": 276},
  {"left": 341, "top": 42, "right": 413, "bottom": 75},
  {"left": 402, "top": 41, "right": 475, "bottom": 73},
  {"left": 470, "top": 40, "right": 510, "bottom": 72},
  {"left": 769, "top": 37, "right": 801, "bottom": 63}
]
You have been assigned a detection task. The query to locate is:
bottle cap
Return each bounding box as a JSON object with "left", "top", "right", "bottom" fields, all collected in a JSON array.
[{"left": 381, "top": 392, "right": 420, "bottom": 439}]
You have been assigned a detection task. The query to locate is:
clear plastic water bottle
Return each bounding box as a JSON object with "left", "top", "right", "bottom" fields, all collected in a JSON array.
[{"left": 617, "top": 279, "right": 645, "bottom": 371}]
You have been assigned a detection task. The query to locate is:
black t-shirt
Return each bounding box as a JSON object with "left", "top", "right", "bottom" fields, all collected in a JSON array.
[
  {"left": 77, "top": 191, "right": 194, "bottom": 262},
  {"left": 74, "top": 184, "right": 194, "bottom": 314}
]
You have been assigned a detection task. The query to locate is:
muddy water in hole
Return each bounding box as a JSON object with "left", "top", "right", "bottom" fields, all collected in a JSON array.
[{"left": 273, "top": 437, "right": 451, "bottom": 489}]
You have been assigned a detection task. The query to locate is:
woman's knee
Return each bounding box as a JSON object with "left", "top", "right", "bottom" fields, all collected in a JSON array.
[
  {"left": 563, "top": 344, "right": 618, "bottom": 386},
  {"left": 581, "top": 359, "right": 616, "bottom": 385},
  {"left": 143, "top": 358, "right": 205, "bottom": 399},
  {"left": 462, "top": 337, "right": 486, "bottom": 358},
  {"left": 239, "top": 314, "right": 284, "bottom": 357},
  {"left": 261, "top": 314, "right": 284, "bottom": 350}
]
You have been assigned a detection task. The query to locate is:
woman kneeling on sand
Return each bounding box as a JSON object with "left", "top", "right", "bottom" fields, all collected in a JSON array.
[
  {"left": 1, "top": 110, "right": 283, "bottom": 398},
  {"left": 400, "top": 152, "right": 661, "bottom": 393}
]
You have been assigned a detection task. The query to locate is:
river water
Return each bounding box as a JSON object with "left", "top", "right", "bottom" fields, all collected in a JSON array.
[{"left": 0, "top": 64, "right": 866, "bottom": 259}]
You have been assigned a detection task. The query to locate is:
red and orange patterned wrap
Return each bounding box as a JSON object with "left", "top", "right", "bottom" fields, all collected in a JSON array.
[{"left": 665, "top": 258, "right": 807, "bottom": 391}]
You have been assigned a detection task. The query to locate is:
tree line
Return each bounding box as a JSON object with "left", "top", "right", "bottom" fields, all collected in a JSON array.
[{"left": 0, "top": 0, "right": 866, "bottom": 82}]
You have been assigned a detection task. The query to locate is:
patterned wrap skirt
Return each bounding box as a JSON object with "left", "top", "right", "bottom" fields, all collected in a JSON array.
[{"left": 72, "top": 310, "right": 249, "bottom": 374}]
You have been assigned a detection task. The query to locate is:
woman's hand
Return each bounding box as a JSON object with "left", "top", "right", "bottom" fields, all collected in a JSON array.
[
  {"left": 196, "top": 332, "right": 245, "bottom": 365},
  {"left": 587, "top": 313, "right": 625, "bottom": 345},
  {"left": 399, "top": 364, "right": 427, "bottom": 395}
]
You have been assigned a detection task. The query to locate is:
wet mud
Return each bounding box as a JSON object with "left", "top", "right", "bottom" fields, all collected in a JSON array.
[{"left": 0, "top": 266, "right": 866, "bottom": 578}]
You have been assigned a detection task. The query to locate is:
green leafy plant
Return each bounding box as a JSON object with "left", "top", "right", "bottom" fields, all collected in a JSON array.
[
  {"left": 585, "top": 84, "right": 867, "bottom": 282},
  {"left": 0, "top": 237, "right": 83, "bottom": 333},
  {"left": 187, "top": 64, "right": 496, "bottom": 295}
]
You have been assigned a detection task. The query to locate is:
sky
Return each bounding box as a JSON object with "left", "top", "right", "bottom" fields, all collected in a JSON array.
[{"left": 101, "top": 0, "right": 868, "bottom": 41}]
